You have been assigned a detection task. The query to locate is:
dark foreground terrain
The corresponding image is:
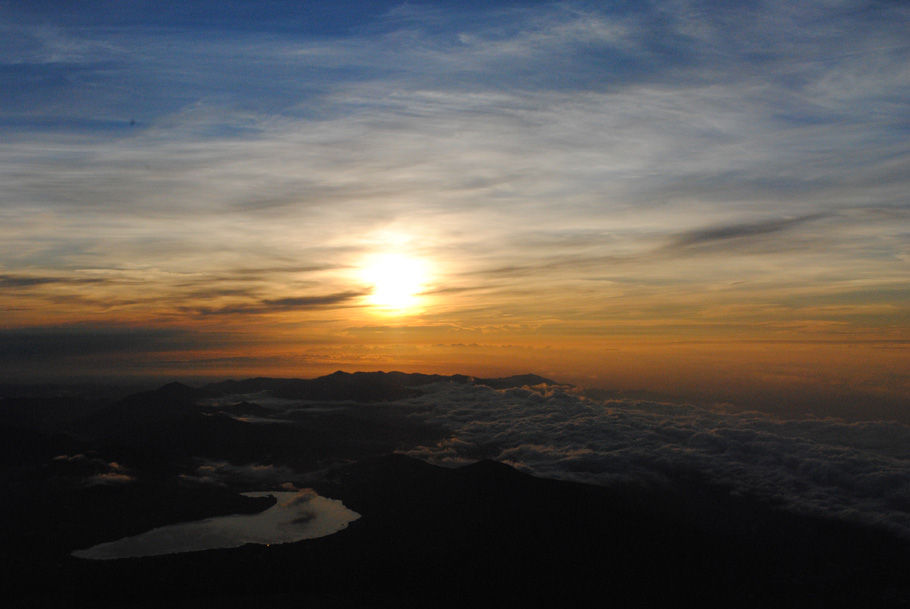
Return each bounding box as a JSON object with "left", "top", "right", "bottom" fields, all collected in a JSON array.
[{"left": 2, "top": 372, "right": 909, "bottom": 608}]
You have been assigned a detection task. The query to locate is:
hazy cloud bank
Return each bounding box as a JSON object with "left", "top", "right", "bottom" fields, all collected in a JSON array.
[
  {"left": 405, "top": 382, "right": 910, "bottom": 536},
  {"left": 0, "top": 325, "right": 227, "bottom": 362}
]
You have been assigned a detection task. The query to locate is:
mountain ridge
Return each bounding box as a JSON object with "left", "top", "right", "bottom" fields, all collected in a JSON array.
[{"left": 203, "top": 370, "right": 563, "bottom": 401}]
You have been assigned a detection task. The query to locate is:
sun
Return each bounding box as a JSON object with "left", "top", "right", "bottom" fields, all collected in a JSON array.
[{"left": 361, "top": 253, "right": 428, "bottom": 312}]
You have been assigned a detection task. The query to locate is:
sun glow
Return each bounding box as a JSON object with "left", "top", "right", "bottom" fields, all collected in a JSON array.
[{"left": 361, "top": 253, "right": 429, "bottom": 313}]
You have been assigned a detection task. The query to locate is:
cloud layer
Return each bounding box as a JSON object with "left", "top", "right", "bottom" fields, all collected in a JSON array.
[{"left": 405, "top": 382, "right": 910, "bottom": 537}]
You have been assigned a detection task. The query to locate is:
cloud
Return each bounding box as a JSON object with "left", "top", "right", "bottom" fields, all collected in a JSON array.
[
  {"left": 87, "top": 471, "right": 135, "bottom": 486},
  {"left": 189, "top": 290, "right": 367, "bottom": 316},
  {"left": 186, "top": 460, "right": 300, "bottom": 489},
  {"left": 0, "top": 325, "right": 225, "bottom": 362},
  {"left": 284, "top": 488, "right": 318, "bottom": 507},
  {"left": 459, "top": 214, "right": 832, "bottom": 279},
  {"left": 661, "top": 214, "right": 830, "bottom": 254},
  {"left": 672, "top": 215, "right": 823, "bottom": 246},
  {"left": 51, "top": 453, "right": 136, "bottom": 485},
  {"left": 264, "top": 292, "right": 366, "bottom": 308},
  {"left": 404, "top": 382, "right": 910, "bottom": 537},
  {"left": 0, "top": 273, "right": 107, "bottom": 288},
  {"left": 52, "top": 453, "right": 88, "bottom": 462},
  {"left": 344, "top": 324, "right": 472, "bottom": 336}
]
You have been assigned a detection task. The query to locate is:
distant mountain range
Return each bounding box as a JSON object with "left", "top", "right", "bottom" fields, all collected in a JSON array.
[{"left": 204, "top": 371, "right": 562, "bottom": 401}]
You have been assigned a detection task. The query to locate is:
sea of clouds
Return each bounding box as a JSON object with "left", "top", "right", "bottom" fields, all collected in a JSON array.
[{"left": 402, "top": 382, "right": 910, "bottom": 537}]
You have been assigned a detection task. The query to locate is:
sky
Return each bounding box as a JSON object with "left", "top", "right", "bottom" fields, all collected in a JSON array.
[{"left": 1, "top": 1, "right": 907, "bottom": 417}]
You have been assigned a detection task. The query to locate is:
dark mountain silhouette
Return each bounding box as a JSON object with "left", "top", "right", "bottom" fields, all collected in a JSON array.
[
  {"left": 61, "top": 373, "right": 447, "bottom": 470},
  {"left": 71, "top": 381, "right": 211, "bottom": 441},
  {"left": 0, "top": 424, "right": 84, "bottom": 467},
  {"left": 0, "top": 395, "right": 111, "bottom": 432},
  {"left": 472, "top": 373, "right": 560, "bottom": 388},
  {"left": 204, "top": 372, "right": 423, "bottom": 401},
  {"left": 6, "top": 455, "right": 908, "bottom": 608},
  {"left": 215, "top": 401, "right": 275, "bottom": 417}
]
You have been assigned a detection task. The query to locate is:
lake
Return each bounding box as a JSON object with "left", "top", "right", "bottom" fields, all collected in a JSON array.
[{"left": 72, "top": 490, "right": 360, "bottom": 560}]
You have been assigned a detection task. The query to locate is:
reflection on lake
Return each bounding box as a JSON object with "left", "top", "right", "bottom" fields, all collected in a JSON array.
[{"left": 72, "top": 491, "right": 360, "bottom": 560}]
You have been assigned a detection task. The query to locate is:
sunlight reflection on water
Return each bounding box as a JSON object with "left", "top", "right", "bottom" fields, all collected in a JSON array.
[{"left": 72, "top": 491, "right": 360, "bottom": 560}]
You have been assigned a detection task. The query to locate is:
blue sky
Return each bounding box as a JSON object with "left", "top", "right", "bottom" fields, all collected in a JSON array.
[{"left": 6, "top": 1, "right": 905, "bottom": 129}]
